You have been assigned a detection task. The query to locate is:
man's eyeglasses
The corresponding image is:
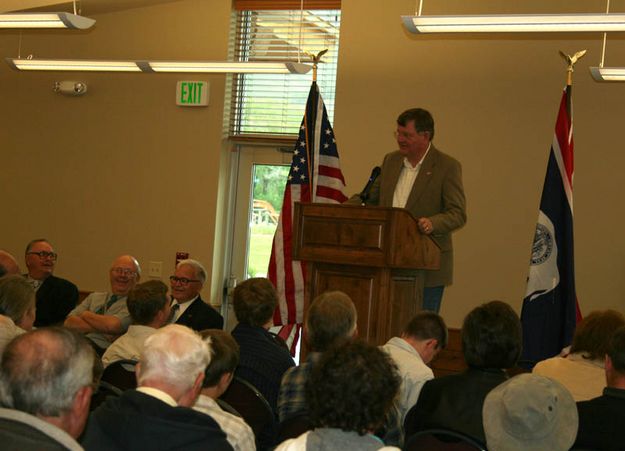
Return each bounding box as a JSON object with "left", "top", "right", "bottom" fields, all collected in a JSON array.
[
  {"left": 169, "top": 276, "right": 200, "bottom": 285},
  {"left": 394, "top": 130, "right": 427, "bottom": 140},
  {"left": 111, "top": 267, "right": 137, "bottom": 277},
  {"left": 27, "top": 251, "right": 57, "bottom": 260}
]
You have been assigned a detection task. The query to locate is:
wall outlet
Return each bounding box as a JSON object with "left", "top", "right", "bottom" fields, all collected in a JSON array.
[{"left": 148, "top": 261, "right": 162, "bottom": 278}]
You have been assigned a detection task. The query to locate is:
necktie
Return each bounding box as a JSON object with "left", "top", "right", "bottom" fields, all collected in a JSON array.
[
  {"left": 96, "top": 294, "right": 119, "bottom": 315},
  {"left": 169, "top": 303, "right": 180, "bottom": 323}
]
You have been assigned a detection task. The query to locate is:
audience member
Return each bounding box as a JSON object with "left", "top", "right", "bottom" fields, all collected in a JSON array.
[
  {"left": 533, "top": 309, "right": 625, "bottom": 401},
  {"left": 81, "top": 324, "right": 232, "bottom": 450},
  {"left": 24, "top": 239, "right": 78, "bottom": 327},
  {"left": 404, "top": 300, "right": 522, "bottom": 444},
  {"left": 231, "top": 277, "right": 294, "bottom": 413},
  {"left": 0, "top": 275, "right": 36, "bottom": 354},
  {"left": 0, "top": 250, "right": 20, "bottom": 277},
  {"left": 382, "top": 311, "right": 447, "bottom": 423},
  {"left": 574, "top": 325, "right": 625, "bottom": 450},
  {"left": 169, "top": 259, "right": 223, "bottom": 331},
  {"left": 278, "top": 290, "right": 357, "bottom": 422},
  {"left": 101, "top": 280, "right": 171, "bottom": 367},
  {"left": 193, "top": 329, "right": 255, "bottom": 451},
  {"left": 483, "top": 373, "right": 577, "bottom": 451},
  {"left": 65, "top": 255, "right": 140, "bottom": 352},
  {"left": 0, "top": 327, "right": 95, "bottom": 450},
  {"left": 275, "top": 340, "right": 401, "bottom": 450}
]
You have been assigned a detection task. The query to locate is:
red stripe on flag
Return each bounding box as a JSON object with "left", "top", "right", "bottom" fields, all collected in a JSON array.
[
  {"left": 319, "top": 165, "right": 346, "bottom": 183},
  {"left": 316, "top": 186, "right": 348, "bottom": 202},
  {"left": 554, "top": 90, "right": 574, "bottom": 186}
]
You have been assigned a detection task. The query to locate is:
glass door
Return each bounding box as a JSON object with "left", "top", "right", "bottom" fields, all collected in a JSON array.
[{"left": 225, "top": 145, "right": 292, "bottom": 330}]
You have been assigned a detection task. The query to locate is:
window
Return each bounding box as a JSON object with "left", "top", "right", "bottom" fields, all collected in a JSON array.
[{"left": 229, "top": 2, "right": 341, "bottom": 137}]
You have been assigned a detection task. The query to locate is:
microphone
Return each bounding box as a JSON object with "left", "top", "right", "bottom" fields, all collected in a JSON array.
[{"left": 359, "top": 166, "right": 381, "bottom": 205}]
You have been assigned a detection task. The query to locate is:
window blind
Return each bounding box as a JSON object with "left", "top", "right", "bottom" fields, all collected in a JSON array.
[{"left": 228, "top": 7, "right": 341, "bottom": 137}]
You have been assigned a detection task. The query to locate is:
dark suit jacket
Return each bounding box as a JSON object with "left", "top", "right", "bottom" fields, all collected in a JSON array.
[
  {"left": 82, "top": 390, "right": 232, "bottom": 451},
  {"left": 404, "top": 367, "right": 507, "bottom": 444},
  {"left": 175, "top": 296, "right": 223, "bottom": 331},
  {"left": 574, "top": 387, "right": 625, "bottom": 451},
  {"left": 366, "top": 147, "right": 466, "bottom": 286},
  {"left": 32, "top": 274, "right": 79, "bottom": 327}
]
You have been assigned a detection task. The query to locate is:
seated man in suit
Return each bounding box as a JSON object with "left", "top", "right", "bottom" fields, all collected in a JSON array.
[
  {"left": 574, "top": 325, "right": 625, "bottom": 450},
  {"left": 24, "top": 239, "right": 78, "bottom": 327},
  {"left": 0, "top": 250, "right": 20, "bottom": 277},
  {"left": 404, "top": 300, "right": 522, "bottom": 444},
  {"left": 0, "top": 327, "right": 96, "bottom": 450},
  {"left": 65, "top": 255, "right": 140, "bottom": 353},
  {"left": 82, "top": 324, "right": 232, "bottom": 451},
  {"left": 102, "top": 279, "right": 171, "bottom": 367},
  {"left": 278, "top": 291, "right": 357, "bottom": 422},
  {"left": 169, "top": 259, "right": 223, "bottom": 331},
  {"left": 193, "top": 329, "right": 256, "bottom": 451}
]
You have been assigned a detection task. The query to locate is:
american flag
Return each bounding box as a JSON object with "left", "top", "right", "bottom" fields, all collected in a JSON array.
[
  {"left": 521, "top": 85, "right": 581, "bottom": 366},
  {"left": 268, "top": 82, "right": 347, "bottom": 350}
]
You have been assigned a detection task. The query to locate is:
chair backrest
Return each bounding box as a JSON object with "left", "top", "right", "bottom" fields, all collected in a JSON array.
[
  {"left": 101, "top": 359, "right": 138, "bottom": 391},
  {"left": 90, "top": 380, "right": 123, "bottom": 412},
  {"left": 277, "top": 412, "right": 312, "bottom": 443},
  {"left": 220, "top": 376, "right": 277, "bottom": 448},
  {"left": 404, "top": 428, "right": 487, "bottom": 451}
]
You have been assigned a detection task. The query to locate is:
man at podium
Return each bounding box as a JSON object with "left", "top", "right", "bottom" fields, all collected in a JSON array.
[{"left": 356, "top": 108, "right": 466, "bottom": 313}]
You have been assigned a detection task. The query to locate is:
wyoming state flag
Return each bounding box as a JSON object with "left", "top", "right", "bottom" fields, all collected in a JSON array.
[{"left": 521, "top": 85, "right": 581, "bottom": 365}]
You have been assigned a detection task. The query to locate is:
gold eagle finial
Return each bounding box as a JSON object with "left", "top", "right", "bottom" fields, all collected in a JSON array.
[{"left": 559, "top": 49, "right": 587, "bottom": 73}]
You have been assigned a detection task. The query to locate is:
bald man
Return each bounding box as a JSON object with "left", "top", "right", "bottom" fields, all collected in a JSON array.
[
  {"left": 65, "top": 255, "right": 141, "bottom": 352},
  {"left": 0, "top": 250, "right": 19, "bottom": 278},
  {"left": 23, "top": 239, "right": 79, "bottom": 327}
]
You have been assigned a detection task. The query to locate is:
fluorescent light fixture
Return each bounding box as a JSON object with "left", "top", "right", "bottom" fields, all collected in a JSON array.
[
  {"left": 0, "top": 12, "right": 95, "bottom": 29},
  {"left": 6, "top": 58, "right": 141, "bottom": 72},
  {"left": 5, "top": 58, "right": 312, "bottom": 74},
  {"left": 590, "top": 66, "right": 625, "bottom": 81},
  {"left": 402, "top": 13, "right": 625, "bottom": 33},
  {"left": 144, "top": 61, "right": 312, "bottom": 74}
]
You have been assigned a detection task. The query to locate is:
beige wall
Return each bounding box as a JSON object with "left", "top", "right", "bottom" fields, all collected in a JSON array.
[
  {"left": 0, "top": 0, "right": 233, "bottom": 303},
  {"left": 2, "top": 0, "right": 625, "bottom": 327},
  {"left": 336, "top": 0, "right": 625, "bottom": 326}
]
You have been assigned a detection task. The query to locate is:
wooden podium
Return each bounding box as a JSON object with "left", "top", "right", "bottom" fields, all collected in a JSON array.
[{"left": 293, "top": 203, "right": 440, "bottom": 346}]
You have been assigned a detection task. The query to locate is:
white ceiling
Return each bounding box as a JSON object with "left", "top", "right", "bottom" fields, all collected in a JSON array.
[{"left": 1, "top": 0, "right": 183, "bottom": 15}]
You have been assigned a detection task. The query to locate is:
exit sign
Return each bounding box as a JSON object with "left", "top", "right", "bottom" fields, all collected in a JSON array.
[{"left": 176, "top": 81, "right": 209, "bottom": 107}]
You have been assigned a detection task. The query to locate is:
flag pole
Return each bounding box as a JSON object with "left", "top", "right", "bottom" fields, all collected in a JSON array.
[{"left": 560, "top": 49, "right": 587, "bottom": 86}]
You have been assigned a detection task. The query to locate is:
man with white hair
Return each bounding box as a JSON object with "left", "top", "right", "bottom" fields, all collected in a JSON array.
[
  {"left": 0, "top": 327, "right": 96, "bottom": 450},
  {"left": 169, "top": 259, "right": 223, "bottom": 331},
  {"left": 65, "top": 254, "right": 141, "bottom": 352},
  {"left": 81, "top": 324, "right": 232, "bottom": 450}
]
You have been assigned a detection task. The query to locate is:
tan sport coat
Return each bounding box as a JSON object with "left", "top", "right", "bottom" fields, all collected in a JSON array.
[{"left": 364, "top": 146, "right": 466, "bottom": 286}]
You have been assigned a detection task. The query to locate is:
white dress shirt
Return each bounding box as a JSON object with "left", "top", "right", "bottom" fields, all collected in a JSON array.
[
  {"left": 381, "top": 336, "right": 434, "bottom": 423},
  {"left": 392, "top": 144, "right": 431, "bottom": 208}
]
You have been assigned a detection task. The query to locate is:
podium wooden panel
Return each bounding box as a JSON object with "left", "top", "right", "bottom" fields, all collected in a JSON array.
[{"left": 293, "top": 203, "right": 440, "bottom": 346}]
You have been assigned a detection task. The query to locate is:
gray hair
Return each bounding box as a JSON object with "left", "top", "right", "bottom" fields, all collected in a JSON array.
[
  {"left": 24, "top": 238, "right": 52, "bottom": 254},
  {"left": 177, "top": 259, "right": 207, "bottom": 284},
  {"left": 306, "top": 291, "right": 357, "bottom": 352},
  {"left": 138, "top": 324, "right": 210, "bottom": 391},
  {"left": 0, "top": 327, "right": 95, "bottom": 416},
  {"left": 0, "top": 275, "right": 35, "bottom": 323}
]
